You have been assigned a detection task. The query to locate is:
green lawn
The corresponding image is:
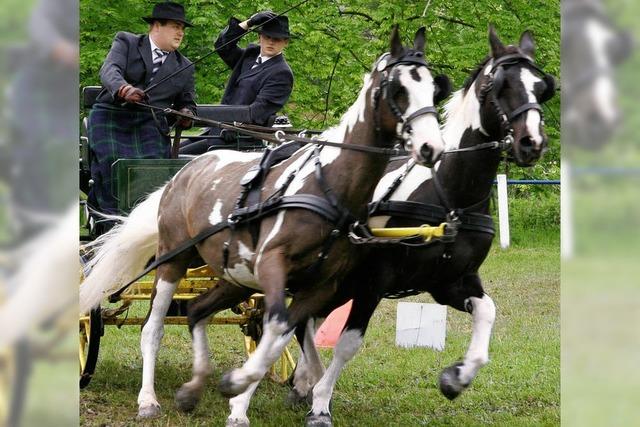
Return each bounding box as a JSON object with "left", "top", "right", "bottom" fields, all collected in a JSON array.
[{"left": 80, "top": 233, "right": 560, "bottom": 426}]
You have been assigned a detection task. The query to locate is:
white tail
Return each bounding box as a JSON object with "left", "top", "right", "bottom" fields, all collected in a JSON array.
[{"left": 79, "top": 187, "right": 165, "bottom": 314}]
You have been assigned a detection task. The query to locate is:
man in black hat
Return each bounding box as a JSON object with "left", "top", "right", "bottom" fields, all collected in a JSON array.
[
  {"left": 87, "top": 1, "right": 197, "bottom": 221},
  {"left": 180, "top": 11, "right": 293, "bottom": 154}
]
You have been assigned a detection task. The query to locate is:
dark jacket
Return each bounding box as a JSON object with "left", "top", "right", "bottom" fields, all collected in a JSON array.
[
  {"left": 215, "top": 18, "right": 293, "bottom": 125},
  {"left": 95, "top": 31, "right": 196, "bottom": 114}
]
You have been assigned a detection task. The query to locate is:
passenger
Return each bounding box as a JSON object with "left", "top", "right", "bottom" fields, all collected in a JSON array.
[
  {"left": 180, "top": 11, "right": 293, "bottom": 154},
  {"left": 87, "top": 1, "right": 196, "bottom": 220}
]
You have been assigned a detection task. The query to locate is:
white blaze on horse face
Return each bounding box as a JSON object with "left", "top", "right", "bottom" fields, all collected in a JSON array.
[
  {"left": 442, "top": 83, "right": 486, "bottom": 150},
  {"left": 585, "top": 18, "right": 619, "bottom": 124},
  {"left": 397, "top": 66, "right": 444, "bottom": 161},
  {"left": 520, "top": 68, "right": 545, "bottom": 147}
]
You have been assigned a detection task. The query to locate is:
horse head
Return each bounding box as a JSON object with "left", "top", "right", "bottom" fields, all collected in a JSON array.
[
  {"left": 473, "top": 26, "right": 557, "bottom": 166},
  {"left": 369, "top": 26, "right": 451, "bottom": 167},
  {"left": 562, "top": 0, "right": 632, "bottom": 149}
]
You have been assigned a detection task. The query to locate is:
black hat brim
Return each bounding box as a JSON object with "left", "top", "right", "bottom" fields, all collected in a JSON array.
[
  {"left": 257, "top": 29, "right": 290, "bottom": 39},
  {"left": 143, "top": 16, "right": 194, "bottom": 27}
]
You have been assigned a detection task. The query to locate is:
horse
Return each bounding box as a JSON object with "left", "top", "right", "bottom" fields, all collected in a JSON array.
[
  {"left": 177, "top": 26, "right": 557, "bottom": 426},
  {"left": 78, "top": 26, "right": 452, "bottom": 420},
  {"left": 562, "top": 0, "right": 632, "bottom": 150}
]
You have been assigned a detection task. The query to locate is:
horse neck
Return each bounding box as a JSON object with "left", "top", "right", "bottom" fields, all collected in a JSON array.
[
  {"left": 438, "top": 85, "right": 502, "bottom": 212},
  {"left": 318, "top": 81, "right": 393, "bottom": 213}
]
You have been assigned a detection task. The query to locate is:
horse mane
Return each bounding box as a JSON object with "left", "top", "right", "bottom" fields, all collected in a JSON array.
[{"left": 462, "top": 56, "right": 492, "bottom": 94}]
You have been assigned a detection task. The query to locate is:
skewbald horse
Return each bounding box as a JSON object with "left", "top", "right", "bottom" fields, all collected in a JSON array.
[
  {"left": 177, "top": 26, "right": 557, "bottom": 427},
  {"left": 79, "top": 26, "right": 452, "bottom": 420}
]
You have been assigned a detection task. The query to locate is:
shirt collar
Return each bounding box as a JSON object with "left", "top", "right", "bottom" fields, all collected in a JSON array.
[
  {"left": 149, "top": 36, "right": 168, "bottom": 57},
  {"left": 258, "top": 52, "right": 281, "bottom": 64}
]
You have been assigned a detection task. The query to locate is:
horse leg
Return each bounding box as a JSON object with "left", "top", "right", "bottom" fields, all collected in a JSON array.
[
  {"left": 286, "top": 317, "right": 326, "bottom": 407},
  {"left": 224, "top": 317, "right": 326, "bottom": 427},
  {"left": 218, "top": 250, "right": 294, "bottom": 397},
  {"left": 136, "top": 258, "right": 189, "bottom": 419},
  {"left": 306, "top": 293, "right": 381, "bottom": 427},
  {"left": 175, "top": 280, "right": 254, "bottom": 412},
  {"left": 436, "top": 273, "right": 496, "bottom": 400}
]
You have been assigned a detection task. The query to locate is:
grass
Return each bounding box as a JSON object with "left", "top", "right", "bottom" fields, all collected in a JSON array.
[{"left": 80, "top": 231, "right": 559, "bottom": 426}]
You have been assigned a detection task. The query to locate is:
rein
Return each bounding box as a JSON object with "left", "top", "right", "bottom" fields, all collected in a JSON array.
[{"left": 136, "top": 102, "right": 409, "bottom": 157}]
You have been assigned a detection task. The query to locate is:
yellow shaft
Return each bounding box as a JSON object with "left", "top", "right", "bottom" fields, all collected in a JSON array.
[{"left": 370, "top": 223, "right": 446, "bottom": 241}]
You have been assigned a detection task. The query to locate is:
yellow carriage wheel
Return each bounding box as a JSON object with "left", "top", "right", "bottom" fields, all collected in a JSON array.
[
  {"left": 241, "top": 296, "right": 297, "bottom": 384},
  {"left": 79, "top": 308, "right": 103, "bottom": 389}
]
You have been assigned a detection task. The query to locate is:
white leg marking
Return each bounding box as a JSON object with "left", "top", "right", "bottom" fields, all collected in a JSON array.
[
  {"left": 227, "top": 381, "right": 259, "bottom": 426},
  {"left": 310, "top": 329, "right": 363, "bottom": 415},
  {"left": 138, "top": 278, "right": 178, "bottom": 413},
  {"left": 458, "top": 294, "right": 496, "bottom": 384},
  {"left": 187, "top": 319, "right": 212, "bottom": 386},
  {"left": 229, "top": 318, "right": 294, "bottom": 389}
]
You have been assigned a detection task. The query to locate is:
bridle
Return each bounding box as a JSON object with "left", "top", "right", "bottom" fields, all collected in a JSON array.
[
  {"left": 372, "top": 50, "right": 440, "bottom": 152},
  {"left": 445, "top": 53, "right": 555, "bottom": 156}
]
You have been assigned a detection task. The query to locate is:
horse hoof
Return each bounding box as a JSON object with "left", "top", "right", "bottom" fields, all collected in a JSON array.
[
  {"left": 175, "top": 385, "right": 200, "bottom": 412},
  {"left": 439, "top": 362, "right": 467, "bottom": 400},
  {"left": 305, "top": 413, "right": 333, "bottom": 427},
  {"left": 218, "top": 370, "right": 242, "bottom": 398},
  {"left": 226, "top": 417, "right": 250, "bottom": 427},
  {"left": 136, "top": 403, "right": 161, "bottom": 420},
  {"left": 285, "top": 389, "right": 310, "bottom": 408}
]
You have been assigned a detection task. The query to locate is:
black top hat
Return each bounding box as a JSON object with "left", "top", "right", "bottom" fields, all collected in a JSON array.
[
  {"left": 257, "top": 16, "right": 290, "bottom": 39},
  {"left": 143, "top": 2, "right": 193, "bottom": 27}
]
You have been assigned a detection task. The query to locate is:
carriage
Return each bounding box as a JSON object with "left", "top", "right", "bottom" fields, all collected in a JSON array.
[{"left": 78, "top": 86, "right": 297, "bottom": 389}]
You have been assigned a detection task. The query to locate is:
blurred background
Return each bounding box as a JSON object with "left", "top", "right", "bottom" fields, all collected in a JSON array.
[
  {"left": 0, "top": 0, "right": 78, "bottom": 425},
  {"left": 561, "top": 0, "right": 639, "bottom": 425},
  {"left": 2, "top": 0, "right": 637, "bottom": 424}
]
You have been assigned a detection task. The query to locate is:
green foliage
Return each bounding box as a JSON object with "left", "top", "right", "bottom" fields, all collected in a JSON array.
[{"left": 80, "top": 0, "right": 559, "bottom": 176}]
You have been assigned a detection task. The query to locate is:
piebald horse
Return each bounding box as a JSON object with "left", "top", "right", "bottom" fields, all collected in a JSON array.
[
  {"left": 186, "top": 26, "right": 557, "bottom": 427},
  {"left": 78, "top": 27, "right": 451, "bottom": 420}
]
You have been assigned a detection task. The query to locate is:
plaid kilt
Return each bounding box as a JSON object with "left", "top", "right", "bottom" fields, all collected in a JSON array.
[{"left": 87, "top": 105, "right": 170, "bottom": 214}]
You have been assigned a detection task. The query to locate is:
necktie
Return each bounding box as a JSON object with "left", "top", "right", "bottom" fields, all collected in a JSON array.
[
  {"left": 150, "top": 48, "right": 168, "bottom": 81},
  {"left": 251, "top": 56, "right": 262, "bottom": 69}
]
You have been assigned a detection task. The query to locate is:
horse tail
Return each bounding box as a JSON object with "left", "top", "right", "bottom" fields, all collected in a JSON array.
[{"left": 79, "top": 186, "right": 164, "bottom": 314}]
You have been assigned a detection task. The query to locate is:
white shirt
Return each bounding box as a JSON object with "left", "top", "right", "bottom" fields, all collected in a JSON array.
[{"left": 149, "top": 36, "right": 169, "bottom": 64}]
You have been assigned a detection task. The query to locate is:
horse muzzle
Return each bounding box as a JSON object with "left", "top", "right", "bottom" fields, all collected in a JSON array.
[{"left": 513, "top": 136, "right": 546, "bottom": 167}]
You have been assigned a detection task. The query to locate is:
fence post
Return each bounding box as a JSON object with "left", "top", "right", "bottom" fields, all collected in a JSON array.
[{"left": 496, "top": 174, "right": 510, "bottom": 249}]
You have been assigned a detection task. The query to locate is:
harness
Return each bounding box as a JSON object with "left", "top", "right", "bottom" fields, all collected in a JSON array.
[
  {"left": 112, "top": 50, "right": 438, "bottom": 296},
  {"left": 349, "top": 54, "right": 554, "bottom": 248}
]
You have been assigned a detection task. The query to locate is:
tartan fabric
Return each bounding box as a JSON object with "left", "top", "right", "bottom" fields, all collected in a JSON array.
[{"left": 87, "top": 105, "right": 170, "bottom": 214}]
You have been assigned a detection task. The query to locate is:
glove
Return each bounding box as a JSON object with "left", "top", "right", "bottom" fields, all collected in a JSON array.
[
  {"left": 118, "top": 84, "right": 146, "bottom": 103},
  {"left": 176, "top": 107, "right": 194, "bottom": 129},
  {"left": 248, "top": 11, "right": 276, "bottom": 27}
]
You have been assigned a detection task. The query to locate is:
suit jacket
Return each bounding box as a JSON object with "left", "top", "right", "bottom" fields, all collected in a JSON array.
[
  {"left": 95, "top": 32, "right": 196, "bottom": 115},
  {"left": 215, "top": 18, "right": 293, "bottom": 125}
]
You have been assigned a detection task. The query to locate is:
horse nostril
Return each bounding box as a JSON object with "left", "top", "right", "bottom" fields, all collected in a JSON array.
[
  {"left": 520, "top": 136, "right": 534, "bottom": 149},
  {"left": 420, "top": 144, "right": 433, "bottom": 162}
]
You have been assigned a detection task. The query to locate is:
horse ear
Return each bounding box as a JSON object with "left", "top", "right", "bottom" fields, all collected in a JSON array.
[
  {"left": 488, "top": 24, "right": 506, "bottom": 57},
  {"left": 519, "top": 30, "right": 535, "bottom": 58},
  {"left": 433, "top": 74, "right": 452, "bottom": 105},
  {"left": 390, "top": 25, "right": 403, "bottom": 58},
  {"left": 414, "top": 27, "right": 426, "bottom": 53}
]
